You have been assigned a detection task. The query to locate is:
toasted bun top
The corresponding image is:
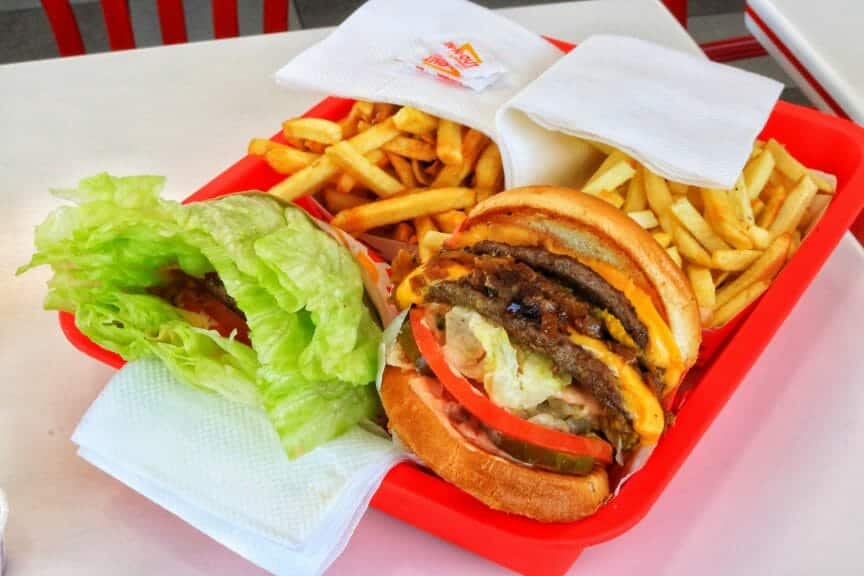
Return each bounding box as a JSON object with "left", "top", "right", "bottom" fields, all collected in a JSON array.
[{"left": 457, "top": 186, "right": 701, "bottom": 370}]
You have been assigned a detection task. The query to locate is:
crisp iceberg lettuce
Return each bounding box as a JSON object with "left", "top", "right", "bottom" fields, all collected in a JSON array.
[
  {"left": 19, "top": 174, "right": 382, "bottom": 457},
  {"left": 446, "top": 307, "right": 568, "bottom": 411}
]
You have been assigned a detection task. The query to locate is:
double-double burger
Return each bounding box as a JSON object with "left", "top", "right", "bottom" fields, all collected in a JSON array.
[{"left": 381, "top": 186, "right": 701, "bottom": 521}]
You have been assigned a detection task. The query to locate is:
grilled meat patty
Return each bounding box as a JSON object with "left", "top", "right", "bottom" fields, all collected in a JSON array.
[{"left": 467, "top": 241, "right": 649, "bottom": 349}]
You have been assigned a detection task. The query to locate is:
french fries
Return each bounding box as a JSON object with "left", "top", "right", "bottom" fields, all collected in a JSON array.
[
  {"left": 330, "top": 187, "right": 476, "bottom": 234},
  {"left": 392, "top": 107, "right": 438, "bottom": 135},
  {"left": 257, "top": 105, "right": 504, "bottom": 260},
  {"left": 259, "top": 102, "right": 833, "bottom": 331},
  {"left": 282, "top": 118, "right": 343, "bottom": 144},
  {"left": 436, "top": 119, "right": 463, "bottom": 166},
  {"left": 326, "top": 141, "right": 405, "bottom": 198}
]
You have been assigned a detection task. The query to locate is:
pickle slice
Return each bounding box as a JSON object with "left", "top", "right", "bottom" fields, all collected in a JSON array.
[{"left": 495, "top": 434, "right": 596, "bottom": 475}]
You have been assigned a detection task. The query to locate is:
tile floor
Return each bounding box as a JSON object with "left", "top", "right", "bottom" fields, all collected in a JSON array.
[{"left": 0, "top": 0, "right": 809, "bottom": 107}]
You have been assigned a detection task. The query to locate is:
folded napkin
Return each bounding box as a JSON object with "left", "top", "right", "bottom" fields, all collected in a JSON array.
[
  {"left": 72, "top": 358, "right": 404, "bottom": 576},
  {"left": 274, "top": 0, "right": 561, "bottom": 139},
  {"left": 497, "top": 35, "right": 784, "bottom": 189}
]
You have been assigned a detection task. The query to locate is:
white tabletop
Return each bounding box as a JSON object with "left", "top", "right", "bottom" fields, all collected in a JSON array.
[
  {"left": 746, "top": 0, "right": 864, "bottom": 121},
  {"left": 1, "top": 1, "right": 862, "bottom": 575}
]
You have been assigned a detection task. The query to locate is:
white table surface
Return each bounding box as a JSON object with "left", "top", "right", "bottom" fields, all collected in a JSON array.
[
  {"left": 2, "top": 1, "right": 863, "bottom": 574},
  {"left": 746, "top": 0, "right": 864, "bottom": 122}
]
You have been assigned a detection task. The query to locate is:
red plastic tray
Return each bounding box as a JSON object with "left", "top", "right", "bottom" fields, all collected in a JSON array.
[{"left": 57, "top": 41, "right": 864, "bottom": 575}]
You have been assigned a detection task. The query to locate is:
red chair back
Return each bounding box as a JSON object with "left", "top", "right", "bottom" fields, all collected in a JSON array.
[{"left": 41, "top": 0, "right": 290, "bottom": 57}]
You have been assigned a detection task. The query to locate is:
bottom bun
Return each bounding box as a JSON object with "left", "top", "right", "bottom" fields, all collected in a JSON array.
[{"left": 381, "top": 365, "right": 610, "bottom": 522}]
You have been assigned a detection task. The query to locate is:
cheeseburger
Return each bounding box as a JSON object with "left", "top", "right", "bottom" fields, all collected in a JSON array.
[{"left": 381, "top": 187, "right": 701, "bottom": 522}]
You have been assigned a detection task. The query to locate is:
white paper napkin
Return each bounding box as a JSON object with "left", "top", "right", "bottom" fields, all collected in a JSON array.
[
  {"left": 498, "top": 34, "right": 784, "bottom": 189},
  {"left": 72, "top": 358, "right": 404, "bottom": 576},
  {"left": 274, "top": 0, "right": 561, "bottom": 139}
]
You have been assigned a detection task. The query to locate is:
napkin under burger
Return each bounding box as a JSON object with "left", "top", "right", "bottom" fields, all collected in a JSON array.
[{"left": 19, "top": 174, "right": 383, "bottom": 457}]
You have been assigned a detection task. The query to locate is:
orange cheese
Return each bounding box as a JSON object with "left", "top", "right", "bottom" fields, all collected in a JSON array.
[{"left": 569, "top": 332, "right": 664, "bottom": 444}]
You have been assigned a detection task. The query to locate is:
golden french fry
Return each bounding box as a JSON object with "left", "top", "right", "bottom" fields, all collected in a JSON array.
[
  {"left": 419, "top": 231, "right": 452, "bottom": 263},
  {"left": 323, "top": 188, "right": 369, "bottom": 213},
  {"left": 645, "top": 170, "right": 674, "bottom": 216},
  {"left": 652, "top": 231, "right": 672, "bottom": 248},
  {"left": 756, "top": 185, "right": 786, "bottom": 229},
  {"left": 710, "top": 249, "right": 762, "bottom": 271},
  {"left": 392, "top": 106, "right": 439, "bottom": 135},
  {"left": 432, "top": 130, "right": 489, "bottom": 188},
  {"left": 586, "top": 151, "right": 628, "bottom": 187},
  {"left": 583, "top": 152, "right": 636, "bottom": 195},
  {"left": 623, "top": 167, "right": 647, "bottom": 212},
  {"left": 673, "top": 225, "right": 713, "bottom": 267},
  {"left": 326, "top": 141, "right": 405, "bottom": 198},
  {"left": 433, "top": 210, "right": 467, "bottom": 233},
  {"left": 752, "top": 198, "right": 765, "bottom": 218},
  {"left": 436, "top": 119, "right": 464, "bottom": 166},
  {"left": 789, "top": 228, "right": 803, "bottom": 256},
  {"left": 668, "top": 181, "right": 689, "bottom": 196},
  {"left": 715, "top": 233, "right": 791, "bottom": 308},
  {"left": 357, "top": 120, "right": 372, "bottom": 132},
  {"left": 669, "top": 196, "right": 730, "bottom": 252},
  {"left": 768, "top": 176, "right": 818, "bottom": 237},
  {"left": 386, "top": 152, "right": 417, "bottom": 188},
  {"left": 330, "top": 187, "right": 476, "bottom": 234},
  {"left": 264, "top": 147, "right": 320, "bottom": 175},
  {"left": 627, "top": 210, "right": 659, "bottom": 229},
  {"left": 418, "top": 132, "right": 436, "bottom": 145},
  {"left": 248, "top": 138, "right": 287, "bottom": 156},
  {"left": 270, "top": 156, "right": 340, "bottom": 201},
  {"left": 475, "top": 142, "right": 502, "bottom": 190},
  {"left": 598, "top": 189, "right": 625, "bottom": 208},
  {"left": 744, "top": 149, "right": 775, "bottom": 200},
  {"left": 335, "top": 149, "right": 388, "bottom": 194},
  {"left": 687, "top": 265, "right": 716, "bottom": 323},
  {"left": 349, "top": 118, "right": 401, "bottom": 153},
  {"left": 748, "top": 225, "right": 773, "bottom": 250},
  {"left": 373, "top": 102, "right": 396, "bottom": 123},
  {"left": 282, "top": 118, "right": 342, "bottom": 144},
  {"left": 383, "top": 136, "right": 438, "bottom": 162},
  {"left": 799, "top": 194, "right": 832, "bottom": 235},
  {"left": 702, "top": 188, "right": 753, "bottom": 249},
  {"left": 412, "top": 159, "right": 433, "bottom": 186},
  {"left": 710, "top": 279, "right": 771, "bottom": 328},
  {"left": 666, "top": 246, "right": 682, "bottom": 267},
  {"left": 730, "top": 177, "right": 755, "bottom": 226},
  {"left": 304, "top": 140, "right": 327, "bottom": 154},
  {"left": 354, "top": 101, "right": 375, "bottom": 121},
  {"left": 766, "top": 139, "right": 833, "bottom": 193},
  {"left": 392, "top": 222, "right": 415, "bottom": 243},
  {"left": 809, "top": 169, "right": 836, "bottom": 194},
  {"left": 414, "top": 215, "right": 437, "bottom": 242}
]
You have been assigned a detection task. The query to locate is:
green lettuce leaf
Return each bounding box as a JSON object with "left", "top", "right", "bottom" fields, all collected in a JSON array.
[{"left": 19, "top": 174, "right": 382, "bottom": 457}]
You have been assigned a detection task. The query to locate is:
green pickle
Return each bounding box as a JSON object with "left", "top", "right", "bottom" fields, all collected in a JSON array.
[{"left": 495, "top": 435, "right": 596, "bottom": 475}]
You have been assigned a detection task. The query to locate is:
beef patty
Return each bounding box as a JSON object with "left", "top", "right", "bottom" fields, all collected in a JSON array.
[{"left": 467, "top": 241, "right": 649, "bottom": 349}]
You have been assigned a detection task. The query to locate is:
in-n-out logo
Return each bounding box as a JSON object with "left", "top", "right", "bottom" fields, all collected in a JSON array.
[{"left": 399, "top": 37, "right": 505, "bottom": 91}]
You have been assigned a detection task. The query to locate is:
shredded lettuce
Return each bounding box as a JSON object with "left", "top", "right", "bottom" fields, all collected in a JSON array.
[
  {"left": 446, "top": 307, "right": 568, "bottom": 411},
  {"left": 19, "top": 174, "right": 382, "bottom": 457}
]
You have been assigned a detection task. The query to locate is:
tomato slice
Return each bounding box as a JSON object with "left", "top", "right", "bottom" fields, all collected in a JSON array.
[{"left": 409, "top": 308, "right": 613, "bottom": 464}]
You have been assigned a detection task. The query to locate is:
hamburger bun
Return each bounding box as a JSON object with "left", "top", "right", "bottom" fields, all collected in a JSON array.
[{"left": 381, "top": 366, "right": 611, "bottom": 522}]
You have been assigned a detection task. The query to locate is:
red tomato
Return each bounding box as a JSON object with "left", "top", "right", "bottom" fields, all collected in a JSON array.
[{"left": 409, "top": 308, "right": 613, "bottom": 464}]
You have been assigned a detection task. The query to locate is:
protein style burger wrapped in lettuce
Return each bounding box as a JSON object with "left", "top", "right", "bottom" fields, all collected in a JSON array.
[{"left": 19, "top": 174, "right": 384, "bottom": 457}]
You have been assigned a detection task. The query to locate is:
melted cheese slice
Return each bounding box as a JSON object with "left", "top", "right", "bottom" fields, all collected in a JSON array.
[
  {"left": 395, "top": 262, "right": 470, "bottom": 309},
  {"left": 569, "top": 332, "right": 664, "bottom": 445}
]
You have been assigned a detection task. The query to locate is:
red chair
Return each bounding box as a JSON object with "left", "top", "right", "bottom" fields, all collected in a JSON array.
[
  {"left": 41, "top": 0, "right": 290, "bottom": 56},
  {"left": 661, "top": 0, "right": 767, "bottom": 62}
]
